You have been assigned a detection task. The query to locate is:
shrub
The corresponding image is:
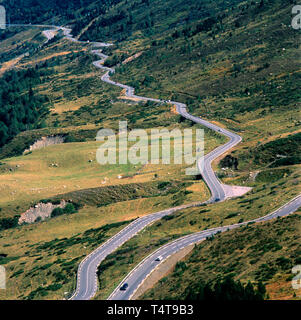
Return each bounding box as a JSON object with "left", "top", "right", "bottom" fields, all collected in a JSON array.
[
  {"left": 225, "top": 212, "right": 239, "bottom": 219},
  {"left": 185, "top": 276, "right": 265, "bottom": 300},
  {"left": 51, "top": 208, "right": 64, "bottom": 217},
  {"left": 51, "top": 203, "right": 77, "bottom": 218},
  {"left": 0, "top": 215, "right": 19, "bottom": 231},
  {"left": 158, "top": 181, "right": 171, "bottom": 190},
  {"left": 63, "top": 203, "right": 76, "bottom": 214}
]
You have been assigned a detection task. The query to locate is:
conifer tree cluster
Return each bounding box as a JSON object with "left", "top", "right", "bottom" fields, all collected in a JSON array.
[
  {"left": 0, "top": 68, "right": 50, "bottom": 147},
  {"left": 185, "top": 276, "right": 266, "bottom": 301}
]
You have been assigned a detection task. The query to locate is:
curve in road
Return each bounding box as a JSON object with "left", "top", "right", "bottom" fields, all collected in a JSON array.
[
  {"left": 7, "top": 24, "right": 300, "bottom": 300},
  {"left": 64, "top": 28, "right": 244, "bottom": 300},
  {"left": 108, "top": 194, "right": 301, "bottom": 300},
  {"left": 67, "top": 31, "right": 301, "bottom": 300}
]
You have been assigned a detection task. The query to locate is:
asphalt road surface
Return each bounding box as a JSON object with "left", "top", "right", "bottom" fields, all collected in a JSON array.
[
  {"left": 108, "top": 194, "right": 301, "bottom": 300},
  {"left": 5, "top": 24, "right": 299, "bottom": 300},
  {"left": 70, "top": 32, "right": 301, "bottom": 301},
  {"left": 67, "top": 30, "right": 244, "bottom": 300}
]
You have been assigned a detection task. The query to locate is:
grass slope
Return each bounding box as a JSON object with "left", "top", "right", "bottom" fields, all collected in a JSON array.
[
  {"left": 142, "top": 213, "right": 301, "bottom": 300},
  {"left": 0, "top": 0, "right": 299, "bottom": 301}
]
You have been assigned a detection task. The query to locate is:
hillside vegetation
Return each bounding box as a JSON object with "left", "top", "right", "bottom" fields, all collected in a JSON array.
[
  {"left": 142, "top": 213, "right": 301, "bottom": 300},
  {"left": 0, "top": 68, "right": 50, "bottom": 147},
  {"left": 92, "top": 166, "right": 300, "bottom": 300},
  {"left": 0, "top": 0, "right": 299, "bottom": 301}
]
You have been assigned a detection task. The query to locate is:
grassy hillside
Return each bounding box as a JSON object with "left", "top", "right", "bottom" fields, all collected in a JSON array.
[
  {"left": 109, "top": 0, "right": 299, "bottom": 132},
  {"left": 0, "top": 177, "right": 209, "bottom": 299},
  {"left": 0, "top": 29, "right": 222, "bottom": 219},
  {"left": 0, "top": 215, "right": 133, "bottom": 300},
  {"left": 0, "top": 0, "right": 299, "bottom": 301},
  {"left": 93, "top": 166, "right": 300, "bottom": 300},
  {"left": 79, "top": 0, "right": 248, "bottom": 41},
  {"left": 0, "top": 29, "right": 216, "bottom": 298},
  {"left": 106, "top": 0, "right": 300, "bottom": 189},
  {"left": 1, "top": 0, "right": 120, "bottom": 26},
  {"left": 142, "top": 213, "right": 301, "bottom": 300}
]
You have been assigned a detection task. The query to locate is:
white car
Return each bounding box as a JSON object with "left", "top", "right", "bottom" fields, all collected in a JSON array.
[{"left": 155, "top": 256, "right": 163, "bottom": 262}]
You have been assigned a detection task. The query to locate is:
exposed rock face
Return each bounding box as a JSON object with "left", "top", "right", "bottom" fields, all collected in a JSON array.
[
  {"left": 222, "top": 184, "right": 252, "bottom": 199},
  {"left": 18, "top": 200, "right": 66, "bottom": 225},
  {"left": 122, "top": 51, "right": 143, "bottom": 65},
  {"left": 24, "top": 135, "right": 65, "bottom": 153}
]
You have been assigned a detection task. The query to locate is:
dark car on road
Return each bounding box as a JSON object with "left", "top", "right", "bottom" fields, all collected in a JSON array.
[{"left": 120, "top": 283, "right": 129, "bottom": 291}]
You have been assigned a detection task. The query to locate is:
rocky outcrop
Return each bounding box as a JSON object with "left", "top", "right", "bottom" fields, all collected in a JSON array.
[
  {"left": 122, "top": 51, "right": 143, "bottom": 65},
  {"left": 24, "top": 135, "right": 65, "bottom": 153},
  {"left": 18, "top": 200, "right": 66, "bottom": 225}
]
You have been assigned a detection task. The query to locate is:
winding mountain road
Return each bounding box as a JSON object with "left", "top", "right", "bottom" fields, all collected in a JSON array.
[
  {"left": 108, "top": 194, "right": 301, "bottom": 300},
  {"left": 4, "top": 24, "right": 300, "bottom": 300},
  {"left": 65, "top": 29, "right": 245, "bottom": 300},
  {"left": 64, "top": 29, "right": 300, "bottom": 301}
]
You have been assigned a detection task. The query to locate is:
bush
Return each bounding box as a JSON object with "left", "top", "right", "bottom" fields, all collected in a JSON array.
[
  {"left": 225, "top": 212, "right": 239, "bottom": 219},
  {"left": 162, "top": 215, "right": 174, "bottom": 221},
  {"left": 0, "top": 215, "right": 19, "bottom": 231},
  {"left": 220, "top": 155, "right": 238, "bottom": 170},
  {"left": 47, "top": 283, "right": 63, "bottom": 291},
  {"left": 51, "top": 203, "right": 77, "bottom": 218},
  {"left": 51, "top": 208, "right": 64, "bottom": 217},
  {"left": 158, "top": 181, "right": 172, "bottom": 190},
  {"left": 275, "top": 257, "right": 291, "bottom": 270},
  {"left": 185, "top": 276, "right": 266, "bottom": 300},
  {"left": 63, "top": 203, "right": 76, "bottom": 214}
]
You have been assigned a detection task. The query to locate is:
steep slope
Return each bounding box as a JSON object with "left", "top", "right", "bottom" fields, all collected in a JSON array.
[
  {"left": 141, "top": 213, "right": 301, "bottom": 300},
  {"left": 0, "top": 0, "right": 299, "bottom": 301},
  {"left": 106, "top": 0, "right": 300, "bottom": 178}
]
